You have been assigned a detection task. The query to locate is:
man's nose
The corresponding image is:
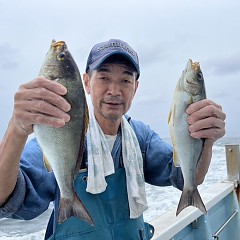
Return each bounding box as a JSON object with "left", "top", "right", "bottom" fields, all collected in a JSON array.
[{"left": 107, "top": 82, "right": 121, "bottom": 96}]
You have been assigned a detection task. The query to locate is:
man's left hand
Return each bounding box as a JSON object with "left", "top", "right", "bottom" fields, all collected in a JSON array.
[{"left": 186, "top": 99, "right": 226, "bottom": 141}]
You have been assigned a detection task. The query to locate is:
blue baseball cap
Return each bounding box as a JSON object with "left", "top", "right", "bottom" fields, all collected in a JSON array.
[{"left": 85, "top": 39, "right": 140, "bottom": 79}]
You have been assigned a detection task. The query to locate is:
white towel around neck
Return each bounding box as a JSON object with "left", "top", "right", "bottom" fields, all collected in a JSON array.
[{"left": 86, "top": 109, "right": 148, "bottom": 218}]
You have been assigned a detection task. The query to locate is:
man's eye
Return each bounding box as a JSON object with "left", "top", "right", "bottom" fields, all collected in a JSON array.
[{"left": 99, "top": 77, "right": 108, "bottom": 80}]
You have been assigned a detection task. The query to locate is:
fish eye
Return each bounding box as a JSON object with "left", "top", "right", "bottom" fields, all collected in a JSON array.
[
  {"left": 57, "top": 52, "right": 66, "bottom": 60},
  {"left": 197, "top": 72, "right": 203, "bottom": 80}
]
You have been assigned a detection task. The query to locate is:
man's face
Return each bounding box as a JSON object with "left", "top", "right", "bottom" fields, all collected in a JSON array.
[{"left": 84, "top": 63, "right": 139, "bottom": 125}]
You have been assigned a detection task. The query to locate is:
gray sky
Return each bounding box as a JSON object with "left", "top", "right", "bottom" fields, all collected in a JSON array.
[{"left": 0, "top": 0, "right": 239, "bottom": 138}]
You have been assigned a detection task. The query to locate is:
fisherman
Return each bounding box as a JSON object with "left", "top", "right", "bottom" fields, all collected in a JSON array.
[{"left": 0, "top": 39, "right": 226, "bottom": 239}]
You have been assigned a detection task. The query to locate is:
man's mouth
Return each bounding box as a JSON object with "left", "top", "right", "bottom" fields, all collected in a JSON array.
[
  {"left": 102, "top": 101, "right": 123, "bottom": 109},
  {"left": 105, "top": 102, "right": 121, "bottom": 105}
]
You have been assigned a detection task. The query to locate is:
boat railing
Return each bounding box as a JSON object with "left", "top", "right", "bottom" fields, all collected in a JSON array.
[{"left": 151, "top": 144, "right": 240, "bottom": 240}]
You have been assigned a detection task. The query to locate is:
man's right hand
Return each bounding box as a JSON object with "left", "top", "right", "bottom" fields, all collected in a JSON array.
[
  {"left": 0, "top": 77, "right": 71, "bottom": 206},
  {"left": 11, "top": 77, "right": 71, "bottom": 137}
]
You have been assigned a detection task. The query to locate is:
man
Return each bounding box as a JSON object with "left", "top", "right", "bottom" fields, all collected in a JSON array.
[{"left": 0, "top": 39, "right": 225, "bottom": 239}]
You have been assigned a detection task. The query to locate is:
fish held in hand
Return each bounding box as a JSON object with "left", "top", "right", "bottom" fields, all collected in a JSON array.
[
  {"left": 34, "top": 40, "right": 93, "bottom": 225},
  {"left": 168, "top": 59, "right": 207, "bottom": 216}
]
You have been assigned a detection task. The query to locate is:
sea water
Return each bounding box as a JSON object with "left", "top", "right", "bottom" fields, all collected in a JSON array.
[{"left": 0, "top": 137, "right": 239, "bottom": 239}]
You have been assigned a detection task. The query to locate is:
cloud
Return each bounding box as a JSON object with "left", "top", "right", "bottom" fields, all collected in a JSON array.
[
  {"left": 0, "top": 43, "right": 20, "bottom": 70},
  {"left": 204, "top": 53, "right": 240, "bottom": 76},
  {"left": 135, "top": 93, "right": 164, "bottom": 105},
  {"left": 135, "top": 41, "right": 169, "bottom": 67}
]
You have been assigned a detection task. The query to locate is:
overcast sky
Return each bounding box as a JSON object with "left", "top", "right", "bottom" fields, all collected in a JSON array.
[{"left": 0, "top": 0, "right": 239, "bottom": 139}]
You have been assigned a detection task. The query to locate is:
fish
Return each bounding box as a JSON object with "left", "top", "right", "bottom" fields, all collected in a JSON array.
[
  {"left": 34, "top": 40, "right": 93, "bottom": 225},
  {"left": 168, "top": 59, "right": 207, "bottom": 216}
]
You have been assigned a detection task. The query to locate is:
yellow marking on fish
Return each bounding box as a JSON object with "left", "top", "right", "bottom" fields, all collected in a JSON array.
[
  {"left": 52, "top": 41, "right": 65, "bottom": 47},
  {"left": 192, "top": 62, "right": 200, "bottom": 71},
  {"left": 170, "top": 129, "right": 180, "bottom": 166},
  {"left": 51, "top": 40, "right": 66, "bottom": 51},
  {"left": 168, "top": 110, "right": 171, "bottom": 125},
  {"left": 186, "top": 96, "right": 193, "bottom": 106},
  {"left": 168, "top": 103, "right": 176, "bottom": 126},
  {"left": 43, "top": 155, "right": 52, "bottom": 172}
]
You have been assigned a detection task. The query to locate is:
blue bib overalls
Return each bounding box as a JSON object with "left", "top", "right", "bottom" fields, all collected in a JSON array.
[{"left": 47, "top": 168, "right": 154, "bottom": 240}]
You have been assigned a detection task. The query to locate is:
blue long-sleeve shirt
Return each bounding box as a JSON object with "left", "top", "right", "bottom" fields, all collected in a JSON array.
[{"left": 0, "top": 116, "right": 184, "bottom": 221}]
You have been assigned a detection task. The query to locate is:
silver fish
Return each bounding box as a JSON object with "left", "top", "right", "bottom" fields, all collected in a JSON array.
[
  {"left": 168, "top": 59, "right": 207, "bottom": 216},
  {"left": 34, "top": 40, "right": 93, "bottom": 225}
]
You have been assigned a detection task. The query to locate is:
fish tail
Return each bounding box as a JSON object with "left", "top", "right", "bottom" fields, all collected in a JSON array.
[
  {"left": 58, "top": 192, "right": 94, "bottom": 225},
  {"left": 176, "top": 188, "right": 207, "bottom": 216}
]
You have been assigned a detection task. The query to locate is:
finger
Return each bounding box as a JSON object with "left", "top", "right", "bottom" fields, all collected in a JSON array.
[
  {"left": 18, "top": 111, "right": 67, "bottom": 128},
  {"left": 189, "top": 117, "right": 225, "bottom": 133},
  {"left": 20, "top": 77, "right": 67, "bottom": 95},
  {"left": 186, "top": 99, "right": 222, "bottom": 114},
  {"left": 14, "top": 80, "right": 71, "bottom": 112},
  {"left": 15, "top": 85, "right": 71, "bottom": 113},
  {"left": 15, "top": 99, "right": 70, "bottom": 123},
  {"left": 189, "top": 117, "right": 226, "bottom": 139},
  {"left": 187, "top": 105, "right": 226, "bottom": 124},
  {"left": 190, "top": 127, "right": 226, "bottom": 139},
  {"left": 14, "top": 104, "right": 69, "bottom": 129},
  {"left": 33, "top": 115, "right": 67, "bottom": 128}
]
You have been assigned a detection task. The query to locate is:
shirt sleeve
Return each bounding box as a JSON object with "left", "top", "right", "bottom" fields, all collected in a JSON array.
[
  {"left": 129, "top": 118, "right": 184, "bottom": 190},
  {"left": 0, "top": 138, "right": 57, "bottom": 220}
]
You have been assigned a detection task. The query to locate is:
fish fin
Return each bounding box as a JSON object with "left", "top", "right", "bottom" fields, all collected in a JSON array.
[
  {"left": 58, "top": 192, "right": 94, "bottom": 225},
  {"left": 168, "top": 109, "right": 172, "bottom": 125},
  {"left": 74, "top": 99, "right": 89, "bottom": 176},
  {"left": 176, "top": 188, "right": 207, "bottom": 216},
  {"left": 43, "top": 155, "right": 52, "bottom": 172},
  {"left": 168, "top": 102, "right": 177, "bottom": 127},
  {"left": 168, "top": 102, "right": 175, "bottom": 125},
  {"left": 173, "top": 148, "right": 181, "bottom": 167}
]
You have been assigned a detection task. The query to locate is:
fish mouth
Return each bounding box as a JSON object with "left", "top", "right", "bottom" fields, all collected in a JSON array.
[
  {"left": 186, "top": 79, "right": 199, "bottom": 86},
  {"left": 51, "top": 40, "right": 66, "bottom": 51},
  {"left": 191, "top": 62, "right": 200, "bottom": 71}
]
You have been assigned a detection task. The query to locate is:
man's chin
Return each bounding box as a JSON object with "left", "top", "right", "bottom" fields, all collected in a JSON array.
[
  {"left": 106, "top": 114, "right": 122, "bottom": 121},
  {"left": 102, "top": 111, "right": 123, "bottom": 121}
]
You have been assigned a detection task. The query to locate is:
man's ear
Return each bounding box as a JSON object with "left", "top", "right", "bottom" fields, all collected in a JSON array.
[
  {"left": 83, "top": 73, "right": 90, "bottom": 94},
  {"left": 133, "top": 80, "right": 139, "bottom": 98}
]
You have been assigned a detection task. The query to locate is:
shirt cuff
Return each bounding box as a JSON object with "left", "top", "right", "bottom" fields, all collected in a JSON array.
[{"left": 0, "top": 170, "right": 26, "bottom": 218}]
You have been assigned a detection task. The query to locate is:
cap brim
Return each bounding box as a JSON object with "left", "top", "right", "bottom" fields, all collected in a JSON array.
[{"left": 88, "top": 51, "right": 140, "bottom": 78}]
